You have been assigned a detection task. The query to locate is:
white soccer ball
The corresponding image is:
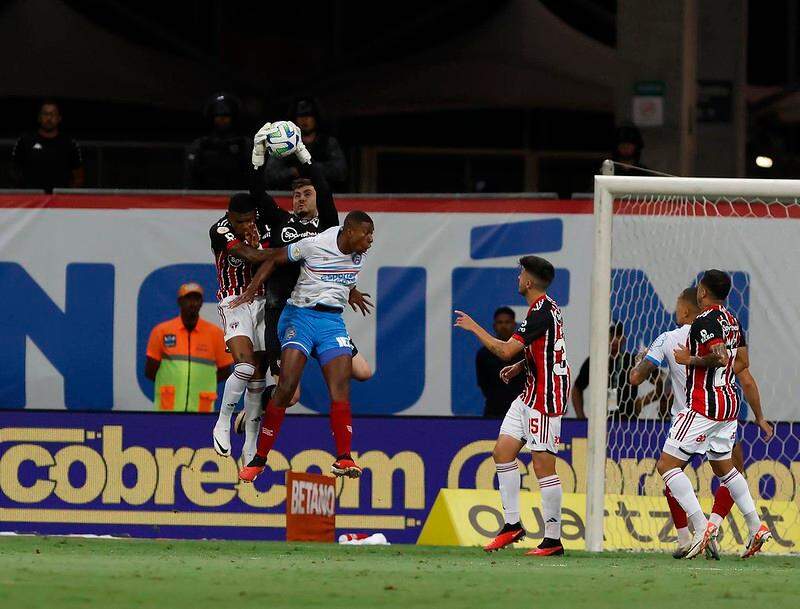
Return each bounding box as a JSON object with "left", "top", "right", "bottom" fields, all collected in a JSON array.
[{"left": 264, "top": 121, "right": 300, "bottom": 158}]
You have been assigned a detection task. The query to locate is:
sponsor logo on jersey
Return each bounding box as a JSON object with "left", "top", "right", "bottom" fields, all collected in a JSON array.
[
  {"left": 282, "top": 226, "right": 299, "bottom": 242},
  {"left": 217, "top": 226, "right": 230, "bottom": 234},
  {"left": 228, "top": 256, "right": 244, "bottom": 268},
  {"left": 699, "top": 329, "right": 713, "bottom": 343},
  {"left": 163, "top": 334, "right": 176, "bottom": 348}
]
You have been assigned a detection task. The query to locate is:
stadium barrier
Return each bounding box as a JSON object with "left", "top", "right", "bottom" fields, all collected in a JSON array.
[{"left": 1, "top": 411, "right": 797, "bottom": 548}]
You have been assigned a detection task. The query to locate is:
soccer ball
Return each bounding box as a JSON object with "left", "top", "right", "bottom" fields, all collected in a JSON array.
[{"left": 264, "top": 121, "right": 300, "bottom": 158}]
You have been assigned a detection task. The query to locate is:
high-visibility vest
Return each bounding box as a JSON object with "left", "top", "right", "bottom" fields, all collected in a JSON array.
[{"left": 146, "top": 316, "right": 232, "bottom": 412}]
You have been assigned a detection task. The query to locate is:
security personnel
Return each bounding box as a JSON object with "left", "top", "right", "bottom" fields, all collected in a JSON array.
[
  {"left": 185, "top": 93, "right": 251, "bottom": 189},
  {"left": 145, "top": 283, "right": 233, "bottom": 412}
]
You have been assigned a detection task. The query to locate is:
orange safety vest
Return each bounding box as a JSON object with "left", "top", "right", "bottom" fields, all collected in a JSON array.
[{"left": 146, "top": 316, "right": 232, "bottom": 412}]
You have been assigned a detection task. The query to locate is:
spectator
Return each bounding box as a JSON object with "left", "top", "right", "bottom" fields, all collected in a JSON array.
[
  {"left": 145, "top": 283, "right": 233, "bottom": 412},
  {"left": 475, "top": 307, "right": 526, "bottom": 418},
  {"left": 610, "top": 124, "right": 649, "bottom": 176},
  {"left": 572, "top": 322, "right": 663, "bottom": 420},
  {"left": 11, "top": 100, "right": 84, "bottom": 193},
  {"left": 264, "top": 98, "right": 347, "bottom": 190},
  {"left": 185, "top": 93, "right": 251, "bottom": 189}
]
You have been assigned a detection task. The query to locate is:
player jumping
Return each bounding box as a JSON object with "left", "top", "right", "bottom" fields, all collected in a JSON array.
[
  {"left": 630, "top": 286, "right": 773, "bottom": 559},
  {"left": 454, "top": 256, "right": 570, "bottom": 557},
  {"left": 209, "top": 194, "right": 276, "bottom": 461},
  {"left": 232, "top": 210, "right": 375, "bottom": 481},
  {"left": 654, "top": 270, "right": 772, "bottom": 559}
]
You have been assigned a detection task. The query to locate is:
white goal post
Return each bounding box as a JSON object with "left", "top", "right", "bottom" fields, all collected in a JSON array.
[{"left": 586, "top": 172, "right": 800, "bottom": 552}]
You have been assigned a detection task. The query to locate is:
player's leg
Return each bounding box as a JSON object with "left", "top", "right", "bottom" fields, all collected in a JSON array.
[
  {"left": 704, "top": 437, "right": 743, "bottom": 560},
  {"left": 707, "top": 423, "right": 770, "bottom": 558},
  {"left": 213, "top": 334, "right": 257, "bottom": 457},
  {"left": 657, "top": 410, "right": 712, "bottom": 558},
  {"left": 321, "top": 353, "right": 362, "bottom": 477},
  {"left": 484, "top": 398, "right": 527, "bottom": 552},
  {"left": 350, "top": 340, "right": 373, "bottom": 382},
  {"left": 236, "top": 351, "right": 274, "bottom": 465},
  {"left": 664, "top": 483, "right": 692, "bottom": 557},
  {"left": 264, "top": 305, "right": 301, "bottom": 405},
  {"left": 525, "top": 411, "right": 564, "bottom": 557}
]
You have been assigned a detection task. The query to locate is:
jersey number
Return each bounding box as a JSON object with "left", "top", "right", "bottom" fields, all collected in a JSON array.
[{"left": 553, "top": 337, "right": 568, "bottom": 376}]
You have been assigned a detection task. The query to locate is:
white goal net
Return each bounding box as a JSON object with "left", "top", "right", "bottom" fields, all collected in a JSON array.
[{"left": 586, "top": 174, "right": 800, "bottom": 554}]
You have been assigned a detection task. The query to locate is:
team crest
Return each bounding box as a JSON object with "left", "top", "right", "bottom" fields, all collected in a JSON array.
[
  {"left": 285, "top": 327, "right": 296, "bottom": 340},
  {"left": 229, "top": 321, "right": 239, "bottom": 331},
  {"left": 352, "top": 253, "right": 363, "bottom": 264},
  {"left": 163, "top": 334, "right": 177, "bottom": 348}
]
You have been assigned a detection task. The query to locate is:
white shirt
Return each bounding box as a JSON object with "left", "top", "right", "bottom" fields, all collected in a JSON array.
[
  {"left": 286, "top": 226, "right": 364, "bottom": 310},
  {"left": 645, "top": 324, "right": 690, "bottom": 416}
]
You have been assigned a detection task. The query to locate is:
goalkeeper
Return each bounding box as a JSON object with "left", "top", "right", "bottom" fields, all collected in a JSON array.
[{"left": 245, "top": 122, "right": 373, "bottom": 395}]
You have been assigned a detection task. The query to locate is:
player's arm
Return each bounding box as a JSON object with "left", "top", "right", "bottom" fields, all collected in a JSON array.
[
  {"left": 674, "top": 318, "right": 728, "bottom": 367},
  {"left": 571, "top": 358, "right": 589, "bottom": 419},
  {"left": 348, "top": 286, "right": 373, "bottom": 316},
  {"left": 228, "top": 247, "right": 290, "bottom": 307},
  {"left": 500, "top": 360, "right": 525, "bottom": 384},
  {"left": 453, "top": 310, "right": 525, "bottom": 361},
  {"left": 227, "top": 241, "right": 276, "bottom": 265},
  {"left": 634, "top": 369, "right": 666, "bottom": 414},
  {"left": 733, "top": 346, "right": 773, "bottom": 440},
  {"left": 630, "top": 333, "right": 666, "bottom": 385}
]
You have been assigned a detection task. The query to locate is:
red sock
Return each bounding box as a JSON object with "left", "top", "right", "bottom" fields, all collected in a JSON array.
[
  {"left": 255, "top": 400, "right": 286, "bottom": 459},
  {"left": 330, "top": 400, "right": 352, "bottom": 457},
  {"left": 712, "top": 484, "right": 735, "bottom": 519},
  {"left": 664, "top": 486, "right": 688, "bottom": 529}
]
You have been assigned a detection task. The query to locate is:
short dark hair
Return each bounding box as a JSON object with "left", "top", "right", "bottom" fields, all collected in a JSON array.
[
  {"left": 494, "top": 306, "right": 515, "bottom": 320},
  {"left": 700, "top": 269, "right": 731, "bottom": 300},
  {"left": 39, "top": 99, "right": 60, "bottom": 113},
  {"left": 292, "top": 177, "right": 313, "bottom": 191},
  {"left": 344, "top": 210, "right": 374, "bottom": 228},
  {"left": 519, "top": 255, "right": 555, "bottom": 288},
  {"left": 678, "top": 287, "right": 699, "bottom": 309},
  {"left": 610, "top": 321, "right": 624, "bottom": 337},
  {"left": 228, "top": 193, "right": 255, "bottom": 214}
]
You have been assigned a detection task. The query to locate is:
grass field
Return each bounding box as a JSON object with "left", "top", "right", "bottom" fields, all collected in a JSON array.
[{"left": 1, "top": 536, "right": 798, "bottom": 609}]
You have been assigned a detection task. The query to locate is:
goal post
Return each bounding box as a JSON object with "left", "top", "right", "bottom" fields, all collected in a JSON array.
[{"left": 586, "top": 173, "right": 800, "bottom": 553}]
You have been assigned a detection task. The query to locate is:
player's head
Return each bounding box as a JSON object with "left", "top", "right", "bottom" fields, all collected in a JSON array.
[
  {"left": 342, "top": 210, "right": 374, "bottom": 254},
  {"left": 292, "top": 177, "right": 317, "bottom": 218},
  {"left": 38, "top": 99, "right": 61, "bottom": 133},
  {"left": 698, "top": 269, "right": 731, "bottom": 305},
  {"left": 675, "top": 286, "right": 700, "bottom": 325},
  {"left": 517, "top": 256, "right": 554, "bottom": 296},
  {"left": 227, "top": 193, "right": 256, "bottom": 236},
  {"left": 609, "top": 321, "right": 625, "bottom": 356},
  {"left": 493, "top": 306, "right": 516, "bottom": 341}
]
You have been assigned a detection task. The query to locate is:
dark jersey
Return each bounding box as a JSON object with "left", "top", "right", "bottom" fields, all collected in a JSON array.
[
  {"left": 12, "top": 132, "right": 82, "bottom": 193},
  {"left": 574, "top": 353, "right": 639, "bottom": 420},
  {"left": 511, "top": 294, "right": 571, "bottom": 416},
  {"left": 250, "top": 162, "right": 339, "bottom": 308},
  {"left": 209, "top": 211, "right": 271, "bottom": 301},
  {"left": 686, "top": 305, "right": 745, "bottom": 421}
]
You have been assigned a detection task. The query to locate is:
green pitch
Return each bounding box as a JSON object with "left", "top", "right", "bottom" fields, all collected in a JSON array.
[{"left": 1, "top": 536, "right": 798, "bottom": 609}]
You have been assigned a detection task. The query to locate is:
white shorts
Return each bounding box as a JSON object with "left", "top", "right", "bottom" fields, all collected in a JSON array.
[
  {"left": 663, "top": 408, "right": 737, "bottom": 461},
  {"left": 499, "top": 397, "right": 561, "bottom": 453},
  {"left": 217, "top": 295, "right": 266, "bottom": 352}
]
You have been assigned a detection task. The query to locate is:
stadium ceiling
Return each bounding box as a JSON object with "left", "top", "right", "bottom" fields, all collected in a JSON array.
[{"left": 1, "top": 0, "right": 619, "bottom": 117}]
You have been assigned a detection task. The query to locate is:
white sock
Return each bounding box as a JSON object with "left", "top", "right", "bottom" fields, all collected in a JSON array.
[
  {"left": 217, "top": 362, "right": 255, "bottom": 428},
  {"left": 719, "top": 468, "right": 760, "bottom": 535},
  {"left": 496, "top": 461, "right": 520, "bottom": 525},
  {"left": 709, "top": 512, "right": 723, "bottom": 528},
  {"left": 538, "top": 474, "right": 562, "bottom": 540},
  {"left": 676, "top": 527, "right": 691, "bottom": 545},
  {"left": 242, "top": 379, "right": 266, "bottom": 464},
  {"left": 662, "top": 468, "right": 706, "bottom": 534}
]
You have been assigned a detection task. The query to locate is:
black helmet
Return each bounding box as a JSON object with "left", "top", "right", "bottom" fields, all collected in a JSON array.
[{"left": 203, "top": 92, "right": 241, "bottom": 120}]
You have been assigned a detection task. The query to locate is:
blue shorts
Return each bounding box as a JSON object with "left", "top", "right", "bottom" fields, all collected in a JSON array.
[{"left": 277, "top": 304, "right": 352, "bottom": 366}]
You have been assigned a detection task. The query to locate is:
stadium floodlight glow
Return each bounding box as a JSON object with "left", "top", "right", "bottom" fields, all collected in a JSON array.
[{"left": 755, "top": 155, "right": 773, "bottom": 168}]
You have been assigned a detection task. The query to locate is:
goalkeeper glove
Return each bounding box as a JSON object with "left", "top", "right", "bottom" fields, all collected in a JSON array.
[
  {"left": 285, "top": 121, "right": 312, "bottom": 164},
  {"left": 252, "top": 122, "right": 272, "bottom": 169}
]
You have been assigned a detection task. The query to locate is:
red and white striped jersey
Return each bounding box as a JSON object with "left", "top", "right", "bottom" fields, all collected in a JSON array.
[
  {"left": 685, "top": 305, "right": 746, "bottom": 421},
  {"left": 511, "top": 294, "right": 571, "bottom": 417},
  {"left": 209, "top": 213, "right": 271, "bottom": 301}
]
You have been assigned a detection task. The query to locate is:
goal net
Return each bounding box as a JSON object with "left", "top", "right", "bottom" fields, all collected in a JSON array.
[{"left": 586, "top": 174, "right": 800, "bottom": 554}]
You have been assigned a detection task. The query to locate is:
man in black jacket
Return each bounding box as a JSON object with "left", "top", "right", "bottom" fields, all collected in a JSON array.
[
  {"left": 476, "top": 307, "right": 525, "bottom": 418},
  {"left": 263, "top": 99, "right": 347, "bottom": 190}
]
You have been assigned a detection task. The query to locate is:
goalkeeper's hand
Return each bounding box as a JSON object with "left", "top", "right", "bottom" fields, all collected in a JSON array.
[
  {"left": 252, "top": 122, "right": 272, "bottom": 169},
  {"left": 285, "top": 121, "right": 312, "bottom": 164}
]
